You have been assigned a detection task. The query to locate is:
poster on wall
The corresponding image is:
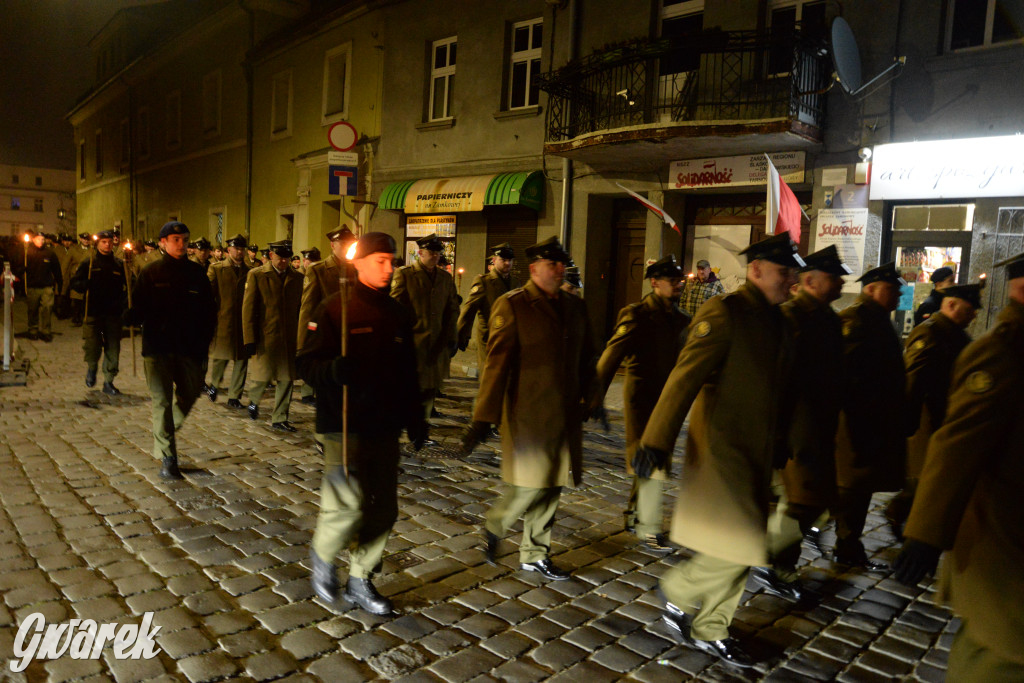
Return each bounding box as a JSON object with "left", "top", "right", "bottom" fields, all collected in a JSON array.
[
  {"left": 692, "top": 225, "right": 751, "bottom": 293},
  {"left": 405, "top": 215, "right": 457, "bottom": 273},
  {"left": 815, "top": 208, "right": 868, "bottom": 293}
]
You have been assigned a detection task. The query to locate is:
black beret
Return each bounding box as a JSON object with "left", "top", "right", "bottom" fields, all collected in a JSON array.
[
  {"left": 738, "top": 233, "right": 805, "bottom": 268},
  {"left": 268, "top": 240, "right": 293, "bottom": 258},
  {"left": 96, "top": 229, "right": 116, "bottom": 239},
  {"left": 354, "top": 232, "right": 397, "bottom": 259},
  {"left": 799, "top": 245, "right": 852, "bottom": 276},
  {"left": 490, "top": 242, "right": 514, "bottom": 259},
  {"left": 159, "top": 221, "right": 189, "bottom": 239},
  {"left": 301, "top": 247, "right": 321, "bottom": 261},
  {"left": 525, "top": 236, "right": 571, "bottom": 264},
  {"left": 415, "top": 233, "right": 444, "bottom": 251},
  {"left": 645, "top": 254, "right": 683, "bottom": 279},
  {"left": 994, "top": 251, "right": 1024, "bottom": 280},
  {"left": 857, "top": 261, "right": 907, "bottom": 287},
  {"left": 225, "top": 233, "right": 247, "bottom": 248},
  {"left": 930, "top": 266, "right": 955, "bottom": 284},
  {"left": 942, "top": 282, "right": 984, "bottom": 309},
  {"left": 326, "top": 226, "right": 356, "bottom": 242}
]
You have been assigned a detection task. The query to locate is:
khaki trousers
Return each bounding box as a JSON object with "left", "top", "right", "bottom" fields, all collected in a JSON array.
[
  {"left": 26, "top": 287, "right": 54, "bottom": 334},
  {"left": 249, "top": 379, "right": 294, "bottom": 423},
  {"left": 300, "top": 382, "right": 315, "bottom": 400},
  {"left": 660, "top": 553, "right": 750, "bottom": 641},
  {"left": 948, "top": 621, "right": 1024, "bottom": 683},
  {"left": 144, "top": 354, "right": 205, "bottom": 460},
  {"left": 766, "top": 492, "right": 827, "bottom": 582},
  {"left": 209, "top": 358, "right": 248, "bottom": 401},
  {"left": 311, "top": 433, "right": 399, "bottom": 578},
  {"left": 83, "top": 314, "right": 122, "bottom": 383},
  {"left": 626, "top": 476, "right": 664, "bottom": 538},
  {"left": 486, "top": 485, "right": 562, "bottom": 563}
]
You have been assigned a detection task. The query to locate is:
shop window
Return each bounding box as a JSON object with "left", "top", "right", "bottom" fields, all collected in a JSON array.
[
  {"left": 508, "top": 19, "right": 542, "bottom": 109},
  {"left": 202, "top": 69, "right": 222, "bottom": 137},
  {"left": 322, "top": 43, "right": 351, "bottom": 125},
  {"left": 892, "top": 204, "right": 975, "bottom": 231},
  {"left": 166, "top": 91, "right": 182, "bottom": 150},
  {"left": 947, "top": 0, "right": 1024, "bottom": 51},
  {"left": 34, "top": 199, "right": 43, "bottom": 212},
  {"left": 429, "top": 36, "right": 457, "bottom": 121},
  {"left": 272, "top": 70, "right": 293, "bottom": 138},
  {"left": 95, "top": 129, "right": 103, "bottom": 177},
  {"left": 138, "top": 107, "right": 150, "bottom": 159}
]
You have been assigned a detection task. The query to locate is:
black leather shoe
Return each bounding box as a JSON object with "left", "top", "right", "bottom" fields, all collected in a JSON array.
[
  {"left": 247, "top": 403, "right": 259, "bottom": 420},
  {"left": 663, "top": 602, "right": 693, "bottom": 644},
  {"left": 484, "top": 531, "right": 499, "bottom": 565},
  {"left": 159, "top": 456, "right": 183, "bottom": 480},
  {"left": 834, "top": 546, "right": 890, "bottom": 572},
  {"left": 205, "top": 384, "right": 217, "bottom": 402},
  {"left": 520, "top": 559, "right": 570, "bottom": 581},
  {"left": 692, "top": 637, "right": 755, "bottom": 668},
  {"left": 226, "top": 398, "right": 243, "bottom": 409},
  {"left": 640, "top": 533, "right": 676, "bottom": 554},
  {"left": 310, "top": 550, "right": 339, "bottom": 603},
  {"left": 430, "top": 407, "right": 442, "bottom": 419},
  {"left": 751, "top": 566, "right": 804, "bottom": 601},
  {"left": 272, "top": 421, "right": 297, "bottom": 432},
  {"left": 343, "top": 577, "right": 393, "bottom": 615},
  {"left": 85, "top": 369, "right": 97, "bottom": 388},
  {"left": 40, "top": 333, "right": 53, "bottom": 342},
  {"left": 26, "top": 331, "right": 38, "bottom": 340},
  {"left": 804, "top": 526, "right": 826, "bottom": 557},
  {"left": 102, "top": 382, "right": 121, "bottom": 396},
  {"left": 300, "top": 395, "right": 316, "bottom": 406}
]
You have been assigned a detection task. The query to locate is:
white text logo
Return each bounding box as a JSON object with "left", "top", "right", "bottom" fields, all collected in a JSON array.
[{"left": 10, "top": 612, "right": 162, "bottom": 673}]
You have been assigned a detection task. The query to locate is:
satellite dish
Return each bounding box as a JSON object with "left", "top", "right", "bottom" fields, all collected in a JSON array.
[{"left": 830, "top": 16, "right": 905, "bottom": 97}]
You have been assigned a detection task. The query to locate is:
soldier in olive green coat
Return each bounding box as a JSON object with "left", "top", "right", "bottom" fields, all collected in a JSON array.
[
  {"left": 391, "top": 234, "right": 459, "bottom": 419},
  {"left": 895, "top": 252, "right": 1024, "bottom": 683},
  {"left": 456, "top": 243, "right": 520, "bottom": 375},
  {"left": 833, "top": 262, "right": 907, "bottom": 568},
  {"left": 205, "top": 234, "right": 252, "bottom": 407},
  {"left": 243, "top": 241, "right": 303, "bottom": 431},
  {"left": 65, "top": 233, "right": 93, "bottom": 325},
  {"left": 637, "top": 233, "right": 802, "bottom": 669},
  {"left": 593, "top": 254, "right": 689, "bottom": 550}
]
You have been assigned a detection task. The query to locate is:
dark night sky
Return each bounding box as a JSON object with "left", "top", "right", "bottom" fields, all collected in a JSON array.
[{"left": 0, "top": 0, "right": 133, "bottom": 170}]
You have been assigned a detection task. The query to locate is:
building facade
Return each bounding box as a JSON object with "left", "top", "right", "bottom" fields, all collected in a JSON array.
[{"left": 0, "top": 165, "right": 76, "bottom": 239}]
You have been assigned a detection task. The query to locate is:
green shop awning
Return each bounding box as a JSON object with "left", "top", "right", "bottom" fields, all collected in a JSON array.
[{"left": 378, "top": 171, "right": 544, "bottom": 213}]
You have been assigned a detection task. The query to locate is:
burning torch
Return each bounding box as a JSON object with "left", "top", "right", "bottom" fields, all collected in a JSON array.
[
  {"left": 123, "top": 241, "right": 137, "bottom": 377},
  {"left": 338, "top": 239, "right": 359, "bottom": 474},
  {"left": 456, "top": 267, "right": 464, "bottom": 291}
]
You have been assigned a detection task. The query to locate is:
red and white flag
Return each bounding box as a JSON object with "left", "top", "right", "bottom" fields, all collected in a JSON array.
[
  {"left": 615, "top": 183, "right": 681, "bottom": 235},
  {"left": 765, "top": 155, "right": 803, "bottom": 243}
]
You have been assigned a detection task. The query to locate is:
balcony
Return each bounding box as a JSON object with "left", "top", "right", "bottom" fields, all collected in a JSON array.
[{"left": 537, "top": 29, "right": 832, "bottom": 171}]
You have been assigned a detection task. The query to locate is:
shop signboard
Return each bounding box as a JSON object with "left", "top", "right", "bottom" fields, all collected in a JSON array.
[
  {"left": 815, "top": 207, "right": 868, "bottom": 293},
  {"left": 669, "top": 152, "right": 805, "bottom": 190},
  {"left": 870, "top": 134, "right": 1024, "bottom": 200},
  {"left": 404, "top": 177, "right": 491, "bottom": 213}
]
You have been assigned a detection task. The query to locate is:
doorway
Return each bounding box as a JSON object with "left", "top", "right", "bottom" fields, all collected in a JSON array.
[{"left": 607, "top": 200, "right": 647, "bottom": 337}]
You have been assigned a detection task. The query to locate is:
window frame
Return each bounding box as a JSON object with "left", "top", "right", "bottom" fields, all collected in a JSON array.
[
  {"left": 944, "top": 0, "right": 1024, "bottom": 52},
  {"left": 34, "top": 198, "right": 44, "bottom": 213},
  {"left": 321, "top": 43, "right": 352, "bottom": 126},
  {"left": 271, "top": 69, "right": 294, "bottom": 139},
  {"left": 202, "top": 69, "right": 222, "bottom": 138},
  {"left": 508, "top": 18, "right": 543, "bottom": 110},
  {"left": 428, "top": 36, "right": 457, "bottom": 122},
  {"left": 166, "top": 90, "right": 182, "bottom": 150}
]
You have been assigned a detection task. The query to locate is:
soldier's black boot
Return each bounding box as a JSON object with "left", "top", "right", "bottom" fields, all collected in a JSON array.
[
  {"left": 343, "top": 577, "right": 394, "bottom": 616},
  {"left": 159, "top": 456, "right": 183, "bottom": 480},
  {"left": 310, "top": 550, "right": 339, "bottom": 603},
  {"left": 247, "top": 402, "right": 259, "bottom": 420},
  {"left": 102, "top": 381, "right": 121, "bottom": 396},
  {"left": 85, "top": 368, "right": 97, "bottom": 388},
  {"left": 484, "top": 530, "right": 499, "bottom": 565},
  {"left": 205, "top": 384, "right": 217, "bottom": 402}
]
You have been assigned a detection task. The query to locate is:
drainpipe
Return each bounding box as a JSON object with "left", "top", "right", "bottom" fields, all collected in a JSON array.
[
  {"left": 559, "top": 0, "right": 578, "bottom": 249},
  {"left": 241, "top": 2, "right": 255, "bottom": 239}
]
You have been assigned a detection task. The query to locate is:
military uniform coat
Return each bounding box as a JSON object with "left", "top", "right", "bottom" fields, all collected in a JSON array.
[
  {"left": 779, "top": 290, "right": 844, "bottom": 509},
  {"left": 474, "top": 280, "right": 598, "bottom": 489},
  {"left": 641, "top": 283, "right": 792, "bottom": 567},
  {"left": 391, "top": 261, "right": 459, "bottom": 390},
  {"left": 61, "top": 244, "right": 90, "bottom": 298},
  {"left": 903, "top": 312, "right": 971, "bottom": 479},
  {"left": 904, "top": 299, "right": 1024, "bottom": 665},
  {"left": 207, "top": 258, "right": 252, "bottom": 360},
  {"left": 456, "top": 269, "right": 520, "bottom": 368},
  {"left": 595, "top": 293, "right": 690, "bottom": 478},
  {"left": 297, "top": 254, "right": 349, "bottom": 348},
  {"left": 242, "top": 263, "right": 303, "bottom": 382},
  {"left": 835, "top": 294, "right": 908, "bottom": 492}
]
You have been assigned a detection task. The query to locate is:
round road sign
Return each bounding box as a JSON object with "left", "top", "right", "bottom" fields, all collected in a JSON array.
[{"left": 328, "top": 121, "right": 358, "bottom": 152}]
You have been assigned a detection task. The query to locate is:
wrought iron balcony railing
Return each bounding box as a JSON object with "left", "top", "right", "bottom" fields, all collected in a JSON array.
[{"left": 537, "top": 29, "right": 831, "bottom": 143}]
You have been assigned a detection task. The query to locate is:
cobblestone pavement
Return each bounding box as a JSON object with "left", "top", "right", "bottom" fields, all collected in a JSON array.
[{"left": 1, "top": 309, "right": 957, "bottom": 682}]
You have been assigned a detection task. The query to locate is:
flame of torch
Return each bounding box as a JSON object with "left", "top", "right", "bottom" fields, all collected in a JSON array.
[
  {"left": 346, "top": 242, "right": 357, "bottom": 260},
  {"left": 23, "top": 233, "right": 30, "bottom": 243},
  {"left": 124, "top": 241, "right": 132, "bottom": 251}
]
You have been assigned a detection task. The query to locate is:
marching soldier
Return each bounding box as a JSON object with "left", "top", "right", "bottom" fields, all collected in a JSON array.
[
  {"left": 593, "top": 255, "right": 689, "bottom": 552},
  {"left": 913, "top": 265, "right": 955, "bottom": 326},
  {"left": 833, "top": 262, "right": 908, "bottom": 569},
  {"left": 246, "top": 244, "right": 263, "bottom": 268},
  {"left": 191, "top": 237, "right": 213, "bottom": 270},
  {"left": 886, "top": 282, "right": 982, "bottom": 535},
  {"left": 300, "top": 232, "right": 427, "bottom": 616},
  {"left": 243, "top": 240, "right": 303, "bottom": 431},
  {"left": 895, "top": 252, "right": 1024, "bottom": 682},
  {"left": 204, "top": 234, "right": 252, "bottom": 409},
  {"left": 637, "top": 233, "right": 802, "bottom": 668},
  {"left": 463, "top": 236, "right": 599, "bottom": 581},
  {"left": 759, "top": 245, "right": 850, "bottom": 600},
  {"left": 67, "top": 232, "right": 93, "bottom": 326},
  {"left": 70, "top": 229, "right": 129, "bottom": 394},
  {"left": 54, "top": 234, "right": 74, "bottom": 319},
  {"left": 391, "top": 233, "right": 459, "bottom": 419},
  {"left": 456, "top": 243, "right": 520, "bottom": 378},
  {"left": 134, "top": 240, "right": 160, "bottom": 274},
  {"left": 126, "top": 221, "right": 216, "bottom": 480},
  {"left": 211, "top": 244, "right": 225, "bottom": 264},
  {"left": 17, "top": 230, "right": 63, "bottom": 341}
]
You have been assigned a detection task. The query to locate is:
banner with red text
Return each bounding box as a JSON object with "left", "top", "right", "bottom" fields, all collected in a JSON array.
[
  {"left": 815, "top": 208, "right": 868, "bottom": 293},
  {"left": 670, "top": 152, "right": 804, "bottom": 190}
]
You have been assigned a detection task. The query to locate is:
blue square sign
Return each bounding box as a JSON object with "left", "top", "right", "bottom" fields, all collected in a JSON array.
[{"left": 329, "top": 165, "right": 358, "bottom": 196}]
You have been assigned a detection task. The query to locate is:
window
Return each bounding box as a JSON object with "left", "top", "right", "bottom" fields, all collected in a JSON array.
[
  {"left": 271, "top": 70, "right": 293, "bottom": 137},
  {"left": 34, "top": 198, "right": 43, "bottom": 212},
  {"left": 34, "top": 176, "right": 41, "bottom": 186},
  {"left": 138, "top": 107, "right": 150, "bottom": 159},
  {"left": 429, "top": 36, "right": 457, "bottom": 121},
  {"left": 322, "top": 44, "right": 351, "bottom": 125},
  {"left": 95, "top": 129, "right": 103, "bottom": 177},
  {"left": 202, "top": 69, "right": 221, "bottom": 136},
  {"left": 947, "top": 0, "right": 1023, "bottom": 50},
  {"left": 11, "top": 174, "right": 18, "bottom": 184},
  {"left": 210, "top": 208, "right": 225, "bottom": 245},
  {"left": 768, "top": 0, "right": 826, "bottom": 73},
  {"left": 120, "top": 118, "right": 130, "bottom": 168},
  {"left": 660, "top": 1, "right": 704, "bottom": 75},
  {"left": 79, "top": 140, "right": 86, "bottom": 180},
  {"left": 509, "top": 19, "right": 542, "bottom": 109},
  {"left": 10, "top": 198, "right": 20, "bottom": 210},
  {"left": 166, "top": 91, "right": 182, "bottom": 149}
]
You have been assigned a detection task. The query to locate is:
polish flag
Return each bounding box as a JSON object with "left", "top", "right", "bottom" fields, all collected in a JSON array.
[
  {"left": 765, "top": 155, "right": 803, "bottom": 243},
  {"left": 615, "top": 183, "right": 681, "bottom": 235}
]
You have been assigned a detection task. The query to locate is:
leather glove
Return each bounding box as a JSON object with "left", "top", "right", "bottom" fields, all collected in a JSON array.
[
  {"left": 243, "top": 343, "right": 257, "bottom": 358},
  {"left": 407, "top": 420, "right": 429, "bottom": 452},
  {"left": 331, "top": 356, "right": 350, "bottom": 385},
  {"left": 632, "top": 445, "right": 669, "bottom": 480},
  {"left": 894, "top": 539, "right": 942, "bottom": 586},
  {"left": 461, "top": 420, "right": 491, "bottom": 454}
]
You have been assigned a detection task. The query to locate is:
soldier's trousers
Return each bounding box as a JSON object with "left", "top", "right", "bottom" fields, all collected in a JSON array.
[
  {"left": 766, "top": 491, "right": 828, "bottom": 583},
  {"left": 311, "top": 433, "right": 399, "bottom": 579},
  {"left": 832, "top": 486, "right": 874, "bottom": 557},
  {"left": 948, "top": 621, "right": 1024, "bottom": 683},
  {"left": 144, "top": 354, "right": 205, "bottom": 460},
  {"left": 486, "top": 485, "right": 562, "bottom": 564},
  {"left": 70, "top": 295, "right": 84, "bottom": 325},
  {"left": 26, "top": 287, "right": 54, "bottom": 335},
  {"left": 83, "top": 314, "right": 122, "bottom": 383},
  {"left": 660, "top": 552, "right": 749, "bottom": 641},
  {"left": 626, "top": 476, "right": 664, "bottom": 538},
  {"left": 300, "top": 382, "right": 314, "bottom": 401},
  {"left": 209, "top": 358, "right": 248, "bottom": 401},
  {"left": 249, "top": 379, "right": 293, "bottom": 423}
]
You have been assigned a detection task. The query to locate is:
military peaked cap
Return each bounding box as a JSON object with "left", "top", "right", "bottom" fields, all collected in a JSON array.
[
  {"left": 942, "top": 283, "right": 984, "bottom": 309},
  {"left": 78, "top": 232, "right": 91, "bottom": 240},
  {"left": 645, "top": 254, "right": 684, "bottom": 279},
  {"left": 857, "top": 261, "right": 907, "bottom": 287},
  {"left": 564, "top": 266, "right": 583, "bottom": 289},
  {"left": 326, "top": 225, "right": 356, "bottom": 243},
  {"left": 301, "top": 247, "right": 321, "bottom": 261},
  {"left": 799, "top": 245, "right": 852, "bottom": 275},
  {"left": 159, "top": 221, "right": 189, "bottom": 239},
  {"left": 354, "top": 232, "right": 397, "bottom": 259},
  {"left": 738, "top": 233, "right": 805, "bottom": 267},
  {"left": 490, "top": 242, "right": 514, "bottom": 259},
  {"left": 193, "top": 237, "right": 211, "bottom": 250},
  {"left": 267, "top": 240, "right": 293, "bottom": 258},
  {"left": 144, "top": 239, "right": 157, "bottom": 248},
  {"left": 525, "top": 236, "right": 571, "bottom": 264},
  {"left": 247, "top": 243, "right": 259, "bottom": 252},
  {"left": 225, "top": 233, "right": 247, "bottom": 248},
  {"left": 994, "top": 251, "right": 1024, "bottom": 280},
  {"left": 415, "top": 233, "right": 444, "bottom": 251}
]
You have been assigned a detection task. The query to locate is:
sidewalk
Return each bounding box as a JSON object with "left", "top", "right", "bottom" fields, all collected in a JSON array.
[{"left": 0, "top": 305, "right": 955, "bottom": 682}]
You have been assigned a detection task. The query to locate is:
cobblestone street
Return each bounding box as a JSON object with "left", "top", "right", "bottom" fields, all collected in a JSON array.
[{"left": 1, "top": 309, "right": 957, "bottom": 682}]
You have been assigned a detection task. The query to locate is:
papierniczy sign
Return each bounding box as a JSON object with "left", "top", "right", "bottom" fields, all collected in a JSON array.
[
  {"left": 670, "top": 152, "right": 805, "bottom": 189},
  {"left": 10, "top": 612, "right": 161, "bottom": 673}
]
